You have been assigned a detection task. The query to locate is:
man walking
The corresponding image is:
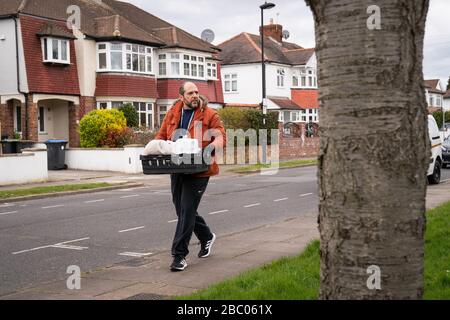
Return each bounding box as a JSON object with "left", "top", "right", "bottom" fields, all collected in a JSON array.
[{"left": 155, "top": 82, "right": 226, "bottom": 271}]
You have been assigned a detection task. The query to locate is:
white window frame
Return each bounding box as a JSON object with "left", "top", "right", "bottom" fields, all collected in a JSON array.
[
  {"left": 224, "top": 74, "right": 238, "bottom": 93},
  {"left": 278, "top": 111, "right": 284, "bottom": 122},
  {"left": 206, "top": 61, "right": 217, "bottom": 80},
  {"left": 290, "top": 111, "right": 300, "bottom": 122},
  {"left": 277, "top": 68, "right": 285, "bottom": 88},
  {"left": 41, "top": 37, "right": 70, "bottom": 64},
  {"left": 133, "top": 102, "right": 153, "bottom": 129},
  {"left": 97, "top": 42, "right": 154, "bottom": 75},
  {"left": 295, "top": 66, "right": 317, "bottom": 89}
]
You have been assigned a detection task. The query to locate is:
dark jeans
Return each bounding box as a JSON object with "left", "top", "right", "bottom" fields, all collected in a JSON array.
[{"left": 170, "top": 174, "right": 212, "bottom": 258}]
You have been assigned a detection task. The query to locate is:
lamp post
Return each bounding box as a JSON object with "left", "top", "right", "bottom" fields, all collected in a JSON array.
[{"left": 260, "top": 1, "right": 275, "bottom": 164}]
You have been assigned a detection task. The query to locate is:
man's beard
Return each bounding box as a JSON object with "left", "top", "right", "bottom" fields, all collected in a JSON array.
[{"left": 185, "top": 98, "right": 200, "bottom": 109}]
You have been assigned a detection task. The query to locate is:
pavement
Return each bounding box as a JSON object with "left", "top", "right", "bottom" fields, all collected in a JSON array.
[{"left": 1, "top": 167, "right": 450, "bottom": 300}]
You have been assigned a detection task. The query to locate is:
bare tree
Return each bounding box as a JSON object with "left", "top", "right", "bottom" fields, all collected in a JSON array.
[{"left": 305, "top": 0, "right": 430, "bottom": 299}]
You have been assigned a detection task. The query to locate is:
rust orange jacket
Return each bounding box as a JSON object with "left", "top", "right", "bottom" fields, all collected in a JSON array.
[{"left": 155, "top": 99, "right": 226, "bottom": 177}]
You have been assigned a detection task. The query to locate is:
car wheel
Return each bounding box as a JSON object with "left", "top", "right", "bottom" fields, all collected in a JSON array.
[{"left": 428, "top": 161, "right": 441, "bottom": 185}]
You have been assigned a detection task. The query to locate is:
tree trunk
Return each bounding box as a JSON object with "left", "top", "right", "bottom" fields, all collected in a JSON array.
[{"left": 305, "top": 0, "right": 430, "bottom": 299}]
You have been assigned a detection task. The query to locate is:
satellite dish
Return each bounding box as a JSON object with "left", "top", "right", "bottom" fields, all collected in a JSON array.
[
  {"left": 201, "top": 29, "right": 215, "bottom": 43},
  {"left": 282, "top": 30, "right": 290, "bottom": 40}
]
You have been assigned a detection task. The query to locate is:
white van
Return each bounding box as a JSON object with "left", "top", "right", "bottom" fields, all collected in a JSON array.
[{"left": 427, "top": 115, "right": 442, "bottom": 184}]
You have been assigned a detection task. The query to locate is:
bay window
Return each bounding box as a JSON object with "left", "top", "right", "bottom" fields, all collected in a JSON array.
[
  {"left": 97, "top": 42, "right": 153, "bottom": 74},
  {"left": 42, "top": 37, "right": 70, "bottom": 64},
  {"left": 133, "top": 102, "right": 153, "bottom": 128}
]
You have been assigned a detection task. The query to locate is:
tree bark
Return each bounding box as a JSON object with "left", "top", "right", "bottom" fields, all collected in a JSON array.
[{"left": 305, "top": 0, "right": 430, "bottom": 299}]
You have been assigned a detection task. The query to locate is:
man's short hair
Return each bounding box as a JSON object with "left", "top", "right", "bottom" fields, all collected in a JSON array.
[{"left": 179, "top": 85, "right": 185, "bottom": 96}]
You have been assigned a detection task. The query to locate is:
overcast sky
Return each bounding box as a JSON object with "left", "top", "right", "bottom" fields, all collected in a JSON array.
[{"left": 124, "top": 0, "right": 450, "bottom": 88}]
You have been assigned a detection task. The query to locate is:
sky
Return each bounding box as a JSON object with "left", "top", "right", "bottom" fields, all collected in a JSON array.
[{"left": 124, "top": 0, "right": 450, "bottom": 88}]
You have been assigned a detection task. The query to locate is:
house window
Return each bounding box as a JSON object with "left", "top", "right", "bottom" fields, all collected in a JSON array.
[
  {"left": 278, "top": 111, "right": 284, "bottom": 122},
  {"left": 224, "top": 74, "right": 238, "bottom": 92},
  {"left": 158, "top": 105, "right": 170, "bottom": 127},
  {"left": 171, "top": 60, "right": 180, "bottom": 76},
  {"left": 159, "top": 62, "right": 166, "bottom": 75},
  {"left": 430, "top": 96, "right": 434, "bottom": 106},
  {"left": 14, "top": 105, "right": 21, "bottom": 133},
  {"left": 277, "top": 69, "right": 285, "bottom": 87},
  {"left": 291, "top": 111, "right": 300, "bottom": 122},
  {"left": 292, "top": 76, "right": 299, "bottom": 87},
  {"left": 38, "top": 107, "right": 45, "bottom": 133},
  {"left": 97, "top": 42, "right": 153, "bottom": 74},
  {"left": 309, "top": 77, "right": 313, "bottom": 87},
  {"left": 98, "top": 102, "right": 108, "bottom": 110},
  {"left": 437, "top": 97, "right": 441, "bottom": 107},
  {"left": 184, "top": 63, "right": 190, "bottom": 76},
  {"left": 207, "top": 62, "right": 217, "bottom": 79},
  {"left": 133, "top": 102, "right": 153, "bottom": 129},
  {"left": 42, "top": 37, "right": 70, "bottom": 64}
]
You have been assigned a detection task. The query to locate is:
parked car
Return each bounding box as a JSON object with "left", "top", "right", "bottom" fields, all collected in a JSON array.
[
  {"left": 427, "top": 115, "right": 443, "bottom": 184},
  {"left": 442, "top": 136, "right": 450, "bottom": 169}
]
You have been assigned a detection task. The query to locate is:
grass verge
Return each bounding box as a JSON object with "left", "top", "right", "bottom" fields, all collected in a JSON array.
[
  {"left": 0, "top": 183, "right": 114, "bottom": 200},
  {"left": 178, "top": 201, "right": 450, "bottom": 300},
  {"left": 229, "top": 159, "right": 317, "bottom": 173}
]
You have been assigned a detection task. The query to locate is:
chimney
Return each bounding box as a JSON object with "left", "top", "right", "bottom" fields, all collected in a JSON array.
[{"left": 259, "top": 19, "right": 283, "bottom": 43}]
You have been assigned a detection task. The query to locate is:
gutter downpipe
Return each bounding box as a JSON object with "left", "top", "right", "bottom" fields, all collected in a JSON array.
[{"left": 14, "top": 15, "right": 28, "bottom": 139}]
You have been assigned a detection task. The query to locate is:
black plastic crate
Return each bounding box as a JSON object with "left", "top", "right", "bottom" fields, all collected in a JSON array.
[{"left": 140, "top": 153, "right": 210, "bottom": 174}]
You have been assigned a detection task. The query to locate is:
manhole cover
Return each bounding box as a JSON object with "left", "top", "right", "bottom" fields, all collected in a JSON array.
[{"left": 123, "top": 293, "right": 168, "bottom": 300}]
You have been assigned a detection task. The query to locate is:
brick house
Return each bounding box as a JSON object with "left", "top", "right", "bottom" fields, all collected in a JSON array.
[
  {"left": 0, "top": 0, "right": 224, "bottom": 147},
  {"left": 218, "top": 21, "right": 319, "bottom": 128}
]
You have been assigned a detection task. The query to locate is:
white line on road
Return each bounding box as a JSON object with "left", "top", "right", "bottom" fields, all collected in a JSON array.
[
  {"left": 118, "top": 252, "right": 153, "bottom": 258},
  {"left": 119, "top": 226, "right": 146, "bottom": 233},
  {"left": 0, "top": 204, "right": 15, "bottom": 208},
  {"left": 84, "top": 199, "right": 105, "bottom": 204},
  {"left": 168, "top": 219, "right": 178, "bottom": 223},
  {"left": 0, "top": 211, "right": 18, "bottom": 216},
  {"left": 51, "top": 244, "right": 88, "bottom": 251},
  {"left": 244, "top": 203, "right": 261, "bottom": 208},
  {"left": 208, "top": 210, "right": 229, "bottom": 215},
  {"left": 42, "top": 205, "right": 65, "bottom": 209},
  {"left": 12, "top": 237, "right": 90, "bottom": 255},
  {"left": 274, "top": 197, "right": 288, "bottom": 202},
  {"left": 120, "top": 194, "right": 140, "bottom": 199},
  {"left": 299, "top": 193, "right": 313, "bottom": 197}
]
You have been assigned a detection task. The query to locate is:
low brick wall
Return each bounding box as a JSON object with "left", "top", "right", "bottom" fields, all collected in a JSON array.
[{"left": 279, "top": 137, "right": 320, "bottom": 160}]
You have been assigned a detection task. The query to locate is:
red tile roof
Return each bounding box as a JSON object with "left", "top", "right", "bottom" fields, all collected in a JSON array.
[
  {"left": 219, "top": 32, "right": 314, "bottom": 66},
  {"left": 291, "top": 89, "right": 319, "bottom": 109},
  {"left": 268, "top": 97, "right": 302, "bottom": 110}
]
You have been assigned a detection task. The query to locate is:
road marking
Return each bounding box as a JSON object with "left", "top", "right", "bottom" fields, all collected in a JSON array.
[
  {"left": 208, "top": 210, "right": 229, "bottom": 215},
  {"left": 274, "top": 197, "right": 288, "bottom": 202},
  {"left": 168, "top": 219, "right": 178, "bottom": 223},
  {"left": 244, "top": 203, "right": 261, "bottom": 208},
  {"left": 118, "top": 252, "right": 153, "bottom": 258},
  {"left": 52, "top": 244, "right": 88, "bottom": 251},
  {"left": 0, "top": 211, "right": 18, "bottom": 216},
  {"left": 300, "top": 193, "right": 313, "bottom": 197},
  {"left": 84, "top": 199, "right": 105, "bottom": 204},
  {"left": 119, "top": 226, "right": 145, "bottom": 233},
  {"left": 0, "top": 204, "right": 15, "bottom": 208},
  {"left": 12, "top": 237, "right": 90, "bottom": 255},
  {"left": 42, "top": 205, "right": 65, "bottom": 209},
  {"left": 120, "top": 194, "right": 140, "bottom": 199}
]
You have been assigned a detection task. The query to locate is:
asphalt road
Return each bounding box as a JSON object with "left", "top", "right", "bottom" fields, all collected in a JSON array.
[
  {"left": 0, "top": 166, "right": 318, "bottom": 296},
  {"left": 1, "top": 166, "right": 449, "bottom": 296}
]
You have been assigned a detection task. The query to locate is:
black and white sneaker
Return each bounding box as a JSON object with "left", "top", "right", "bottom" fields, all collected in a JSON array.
[
  {"left": 198, "top": 233, "right": 216, "bottom": 258},
  {"left": 170, "top": 256, "right": 187, "bottom": 271}
]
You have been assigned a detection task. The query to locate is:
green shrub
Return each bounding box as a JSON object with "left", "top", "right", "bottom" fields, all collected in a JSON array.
[
  {"left": 119, "top": 103, "right": 139, "bottom": 128},
  {"left": 218, "top": 108, "right": 248, "bottom": 130},
  {"left": 79, "top": 109, "right": 127, "bottom": 148},
  {"left": 432, "top": 111, "right": 450, "bottom": 129}
]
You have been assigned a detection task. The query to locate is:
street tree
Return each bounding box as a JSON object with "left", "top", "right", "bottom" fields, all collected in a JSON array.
[{"left": 305, "top": 0, "right": 430, "bottom": 299}]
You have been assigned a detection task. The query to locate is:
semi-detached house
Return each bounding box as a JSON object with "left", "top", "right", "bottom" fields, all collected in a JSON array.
[
  {"left": 219, "top": 22, "right": 319, "bottom": 125},
  {"left": 0, "top": 0, "right": 224, "bottom": 147}
]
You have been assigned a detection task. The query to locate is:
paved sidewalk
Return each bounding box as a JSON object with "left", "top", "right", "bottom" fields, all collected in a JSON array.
[{"left": 1, "top": 180, "right": 449, "bottom": 300}]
